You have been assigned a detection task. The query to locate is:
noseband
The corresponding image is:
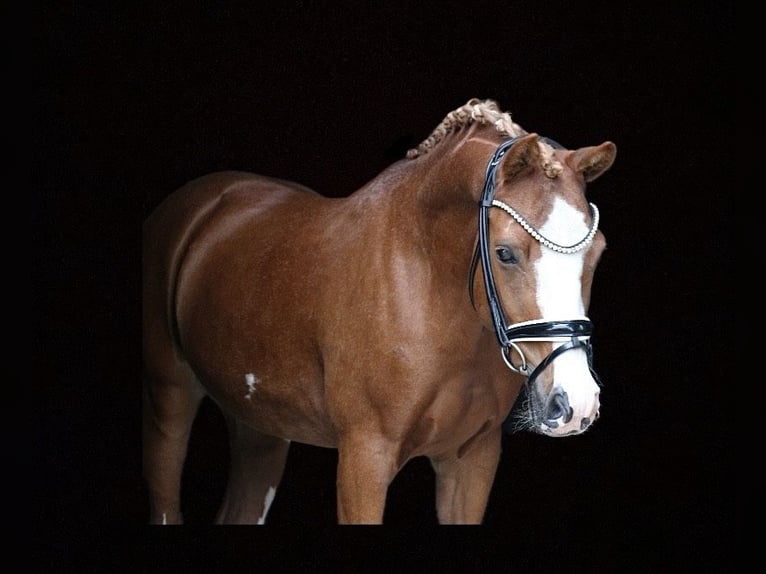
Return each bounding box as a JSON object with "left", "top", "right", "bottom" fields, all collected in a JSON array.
[{"left": 469, "top": 136, "right": 601, "bottom": 388}]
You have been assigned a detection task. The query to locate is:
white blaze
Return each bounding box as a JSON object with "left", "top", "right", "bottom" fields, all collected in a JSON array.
[
  {"left": 534, "top": 197, "right": 600, "bottom": 428},
  {"left": 535, "top": 197, "right": 589, "bottom": 318}
]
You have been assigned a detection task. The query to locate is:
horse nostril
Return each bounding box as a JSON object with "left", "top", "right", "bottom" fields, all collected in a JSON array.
[{"left": 545, "top": 388, "right": 573, "bottom": 423}]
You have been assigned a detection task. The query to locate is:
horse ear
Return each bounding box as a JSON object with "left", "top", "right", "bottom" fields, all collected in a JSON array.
[
  {"left": 569, "top": 142, "right": 617, "bottom": 182},
  {"left": 500, "top": 133, "right": 541, "bottom": 180}
]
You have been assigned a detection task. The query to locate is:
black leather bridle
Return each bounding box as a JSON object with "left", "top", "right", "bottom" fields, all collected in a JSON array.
[{"left": 468, "top": 136, "right": 601, "bottom": 389}]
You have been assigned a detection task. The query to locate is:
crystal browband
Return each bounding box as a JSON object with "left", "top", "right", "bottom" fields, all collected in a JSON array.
[{"left": 491, "top": 200, "right": 599, "bottom": 254}]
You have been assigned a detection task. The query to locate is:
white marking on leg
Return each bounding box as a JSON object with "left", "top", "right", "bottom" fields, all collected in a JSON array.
[
  {"left": 244, "top": 373, "right": 259, "bottom": 400},
  {"left": 257, "top": 486, "right": 277, "bottom": 525},
  {"left": 162, "top": 512, "right": 167, "bottom": 525}
]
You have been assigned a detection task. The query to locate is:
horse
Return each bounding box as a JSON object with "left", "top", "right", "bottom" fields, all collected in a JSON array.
[{"left": 142, "top": 98, "right": 617, "bottom": 525}]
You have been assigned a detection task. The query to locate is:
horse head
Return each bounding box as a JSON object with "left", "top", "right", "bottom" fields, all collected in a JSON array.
[{"left": 475, "top": 132, "right": 616, "bottom": 437}]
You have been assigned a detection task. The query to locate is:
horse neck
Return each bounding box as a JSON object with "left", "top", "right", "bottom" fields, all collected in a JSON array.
[
  {"left": 417, "top": 122, "right": 508, "bottom": 198},
  {"left": 366, "top": 125, "right": 501, "bottom": 281},
  {"left": 414, "top": 126, "right": 500, "bottom": 241}
]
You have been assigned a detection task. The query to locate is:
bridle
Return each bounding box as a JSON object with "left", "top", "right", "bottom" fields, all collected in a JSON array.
[{"left": 468, "top": 136, "right": 601, "bottom": 389}]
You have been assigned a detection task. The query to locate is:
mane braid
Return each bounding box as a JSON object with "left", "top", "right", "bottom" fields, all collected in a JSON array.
[{"left": 407, "top": 98, "right": 563, "bottom": 178}]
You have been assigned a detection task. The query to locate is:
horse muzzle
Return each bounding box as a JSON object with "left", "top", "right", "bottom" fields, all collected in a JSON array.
[{"left": 500, "top": 318, "right": 601, "bottom": 436}]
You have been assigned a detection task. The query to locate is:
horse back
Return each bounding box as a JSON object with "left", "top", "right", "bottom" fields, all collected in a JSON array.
[{"left": 143, "top": 170, "right": 320, "bottom": 347}]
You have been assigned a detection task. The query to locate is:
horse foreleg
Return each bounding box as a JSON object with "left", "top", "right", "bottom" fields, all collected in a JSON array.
[
  {"left": 215, "top": 417, "right": 291, "bottom": 524},
  {"left": 336, "top": 435, "right": 399, "bottom": 524},
  {"left": 429, "top": 427, "right": 502, "bottom": 524}
]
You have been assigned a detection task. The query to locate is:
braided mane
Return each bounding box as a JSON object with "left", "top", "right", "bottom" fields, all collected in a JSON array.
[{"left": 407, "top": 98, "right": 563, "bottom": 178}]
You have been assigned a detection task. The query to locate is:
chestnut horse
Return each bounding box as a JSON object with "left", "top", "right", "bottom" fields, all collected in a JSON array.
[{"left": 143, "top": 98, "right": 617, "bottom": 524}]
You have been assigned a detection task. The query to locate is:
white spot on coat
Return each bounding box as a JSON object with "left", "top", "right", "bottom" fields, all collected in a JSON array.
[{"left": 244, "top": 373, "right": 259, "bottom": 399}]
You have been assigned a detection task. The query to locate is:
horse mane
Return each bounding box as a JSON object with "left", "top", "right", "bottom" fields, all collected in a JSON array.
[{"left": 407, "top": 98, "right": 563, "bottom": 178}]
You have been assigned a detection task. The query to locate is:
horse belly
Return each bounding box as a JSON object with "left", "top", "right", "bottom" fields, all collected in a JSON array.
[{"left": 171, "top": 181, "right": 337, "bottom": 446}]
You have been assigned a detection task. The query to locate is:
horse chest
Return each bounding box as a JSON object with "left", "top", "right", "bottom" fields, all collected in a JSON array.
[{"left": 408, "top": 371, "right": 517, "bottom": 454}]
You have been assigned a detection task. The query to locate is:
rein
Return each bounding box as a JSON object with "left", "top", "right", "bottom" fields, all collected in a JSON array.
[{"left": 468, "top": 137, "right": 601, "bottom": 387}]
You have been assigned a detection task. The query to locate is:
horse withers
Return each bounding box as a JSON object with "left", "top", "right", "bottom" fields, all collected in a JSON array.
[{"left": 142, "top": 98, "right": 617, "bottom": 524}]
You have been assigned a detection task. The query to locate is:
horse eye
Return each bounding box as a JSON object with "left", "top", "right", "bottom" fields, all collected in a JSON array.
[{"left": 495, "top": 246, "right": 518, "bottom": 264}]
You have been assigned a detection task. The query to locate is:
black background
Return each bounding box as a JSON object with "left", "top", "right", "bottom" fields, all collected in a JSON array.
[{"left": 33, "top": 2, "right": 733, "bottom": 571}]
